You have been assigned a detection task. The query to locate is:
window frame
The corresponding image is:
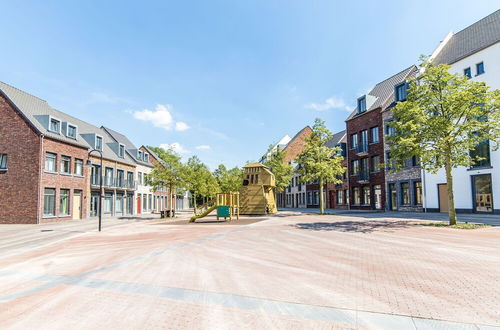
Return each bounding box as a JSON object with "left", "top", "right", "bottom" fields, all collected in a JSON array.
[
  {"left": 413, "top": 181, "right": 423, "bottom": 205},
  {"left": 394, "top": 81, "right": 408, "bottom": 102},
  {"left": 476, "top": 62, "right": 485, "bottom": 76},
  {"left": 66, "top": 123, "right": 78, "bottom": 139},
  {"left": 60, "top": 155, "right": 71, "bottom": 174},
  {"left": 0, "top": 153, "right": 7, "bottom": 171},
  {"left": 45, "top": 152, "right": 57, "bottom": 172},
  {"left": 95, "top": 135, "right": 103, "bottom": 151},
  {"left": 400, "top": 182, "right": 411, "bottom": 205},
  {"left": 464, "top": 67, "right": 472, "bottom": 79},
  {"left": 43, "top": 188, "right": 56, "bottom": 217},
  {"left": 118, "top": 144, "right": 125, "bottom": 158},
  {"left": 357, "top": 96, "right": 366, "bottom": 114},
  {"left": 74, "top": 159, "right": 83, "bottom": 176},
  {"left": 350, "top": 133, "right": 358, "bottom": 150},
  {"left": 48, "top": 116, "right": 62, "bottom": 134},
  {"left": 370, "top": 126, "right": 379, "bottom": 143},
  {"left": 59, "top": 189, "right": 70, "bottom": 216}
]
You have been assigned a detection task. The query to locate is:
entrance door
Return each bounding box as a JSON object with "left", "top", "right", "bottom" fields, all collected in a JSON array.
[
  {"left": 438, "top": 184, "right": 449, "bottom": 213},
  {"left": 90, "top": 192, "right": 99, "bottom": 217},
  {"left": 389, "top": 184, "right": 397, "bottom": 210},
  {"left": 472, "top": 174, "right": 493, "bottom": 213},
  {"left": 374, "top": 185, "right": 382, "bottom": 209},
  {"left": 73, "top": 191, "right": 82, "bottom": 220},
  {"left": 137, "top": 195, "right": 141, "bottom": 214}
]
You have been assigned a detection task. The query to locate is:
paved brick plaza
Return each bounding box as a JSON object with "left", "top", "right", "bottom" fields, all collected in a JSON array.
[{"left": 0, "top": 211, "right": 499, "bottom": 329}]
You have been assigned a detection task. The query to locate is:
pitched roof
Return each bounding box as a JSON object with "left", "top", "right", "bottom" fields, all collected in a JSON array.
[
  {"left": 346, "top": 66, "right": 417, "bottom": 120},
  {"left": 326, "top": 130, "right": 346, "bottom": 148},
  {"left": 102, "top": 126, "right": 153, "bottom": 167},
  {"left": 282, "top": 126, "right": 313, "bottom": 163},
  {"left": 433, "top": 10, "right": 500, "bottom": 65},
  {"left": 0, "top": 81, "right": 136, "bottom": 166},
  {"left": 142, "top": 145, "right": 168, "bottom": 168},
  {"left": 244, "top": 162, "right": 268, "bottom": 168}
]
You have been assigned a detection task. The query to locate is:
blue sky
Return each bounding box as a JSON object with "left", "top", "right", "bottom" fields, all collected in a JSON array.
[{"left": 1, "top": 1, "right": 498, "bottom": 169}]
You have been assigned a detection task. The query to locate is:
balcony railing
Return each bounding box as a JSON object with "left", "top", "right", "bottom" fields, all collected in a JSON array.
[
  {"left": 356, "top": 142, "right": 369, "bottom": 156},
  {"left": 90, "top": 176, "right": 136, "bottom": 190},
  {"left": 358, "top": 170, "right": 370, "bottom": 183}
]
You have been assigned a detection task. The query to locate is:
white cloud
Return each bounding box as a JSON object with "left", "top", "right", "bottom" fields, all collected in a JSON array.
[
  {"left": 195, "top": 145, "right": 211, "bottom": 150},
  {"left": 132, "top": 104, "right": 189, "bottom": 131},
  {"left": 160, "top": 142, "right": 190, "bottom": 154},
  {"left": 304, "top": 96, "right": 353, "bottom": 112},
  {"left": 175, "top": 121, "right": 190, "bottom": 131}
]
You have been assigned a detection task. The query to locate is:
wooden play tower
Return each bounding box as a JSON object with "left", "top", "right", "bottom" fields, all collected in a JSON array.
[{"left": 239, "top": 162, "right": 277, "bottom": 215}]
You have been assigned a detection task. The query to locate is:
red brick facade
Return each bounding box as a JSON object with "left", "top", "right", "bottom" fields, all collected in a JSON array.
[
  {"left": 0, "top": 94, "right": 41, "bottom": 224},
  {"left": 282, "top": 126, "right": 313, "bottom": 163},
  {"left": 346, "top": 108, "right": 386, "bottom": 210},
  {"left": 40, "top": 138, "right": 90, "bottom": 222},
  {"left": 326, "top": 158, "right": 349, "bottom": 210}
]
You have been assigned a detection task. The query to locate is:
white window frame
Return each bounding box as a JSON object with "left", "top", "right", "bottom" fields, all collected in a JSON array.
[
  {"left": 48, "top": 116, "right": 62, "bottom": 134},
  {"left": 66, "top": 123, "right": 78, "bottom": 139},
  {"left": 95, "top": 135, "right": 103, "bottom": 151},
  {"left": 0, "top": 153, "right": 7, "bottom": 171},
  {"left": 118, "top": 144, "right": 125, "bottom": 158}
]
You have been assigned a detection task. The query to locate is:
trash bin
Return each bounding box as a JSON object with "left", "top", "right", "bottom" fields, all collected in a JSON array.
[
  {"left": 160, "top": 211, "right": 165, "bottom": 218},
  {"left": 166, "top": 210, "right": 175, "bottom": 217},
  {"left": 217, "top": 206, "right": 230, "bottom": 219}
]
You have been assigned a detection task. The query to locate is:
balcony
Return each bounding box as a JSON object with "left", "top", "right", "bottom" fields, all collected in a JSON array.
[
  {"left": 356, "top": 142, "right": 369, "bottom": 156},
  {"left": 90, "top": 176, "right": 136, "bottom": 190},
  {"left": 357, "top": 170, "right": 370, "bottom": 183}
]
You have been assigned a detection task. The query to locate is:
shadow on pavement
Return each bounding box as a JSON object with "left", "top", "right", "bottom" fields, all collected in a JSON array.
[{"left": 293, "top": 220, "right": 414, "bottom": 233}]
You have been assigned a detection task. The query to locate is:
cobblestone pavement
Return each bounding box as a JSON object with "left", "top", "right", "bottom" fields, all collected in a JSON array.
[{"left": 0, "top": 211, "right": 499, "bottom": 329}]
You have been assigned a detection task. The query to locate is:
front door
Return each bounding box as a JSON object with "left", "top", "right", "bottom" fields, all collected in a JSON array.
[
  {"left": 438, "top": 184, "right": 449, "bottom": 213},
  {"left": 389, "top": 184, "right": 397, "bottom": 210},
  {"left": 374, "top": 185, "right": 382, "bottom": 209},
  {"left": 73, "top": 191, "right": 82, "bottom": 220},
  {"left": 90, "top": 192, "right": 99, "bottom": 217},
  {"left": 472, "top": 174, "right": 493, "bottom": 213},
  {"left": 137, "top": 195, "right": 141, "bottom": 214}
]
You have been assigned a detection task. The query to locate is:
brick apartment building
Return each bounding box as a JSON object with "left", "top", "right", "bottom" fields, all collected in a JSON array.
[
  {"left": 346, "top": 67, "right": 415, "bottom": 210},
  {"left": 281, "top": 126, "right": 313, "bottom": 208},
  {"left": 381, "top": 66, "right": 423, "bottom": 212},
  {"left": 325, "top": 130, "right": 348, "bottom": 209},
  {"left": 0, "top": 81, "right": 143, "bottom": 224}
]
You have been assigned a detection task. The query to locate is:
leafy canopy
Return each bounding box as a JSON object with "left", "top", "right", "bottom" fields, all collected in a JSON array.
[
  {"left": 213, "top": 164, "right": 243, "bottom": 193},
  {"left": 387, "top": 60, "right": 500, "bottom": 172},
  {"left": 263, "top": 145, "right": 293, "bottom": 193}
]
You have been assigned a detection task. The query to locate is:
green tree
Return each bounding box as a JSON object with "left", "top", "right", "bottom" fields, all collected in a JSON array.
[
  {"left": 387, "top": 59, "right": 500, "bottom": 225},
  {"left": 147, "top": 146, "right": 184, "bottom": 218},
  {"left": 182, "top": 156, "right": 219, "bottom": 213},
  {"left": 296, "top": 118, "right": 345, "bottom": 214},
  {"left": 213, "top": 164, "right": 243, "bottom": 193},
  {"left": 263, "top": 145, "right": 293, "bottom": 194}
]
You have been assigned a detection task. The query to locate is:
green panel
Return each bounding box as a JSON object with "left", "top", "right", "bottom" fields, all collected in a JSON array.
[{"left": 217, "top": 206, "right": 230, "bottom": 217}]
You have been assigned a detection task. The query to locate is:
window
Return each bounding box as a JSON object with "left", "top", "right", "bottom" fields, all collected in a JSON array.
[
  {"left": 59, "top": 189, "right": 70, "bottom": 216},
  {"left": 336, "top": 190, "right": 343, "bottom": 204},
  {"left": 386, "top": 152, "right": 394, "bottom": 170},
  {"left": 464, "top": 67, "right": 472, "bottom": 79},
  {"left": 371, "top": 156, "right": 380, "bottom": 172},
  {"left": 403, "top": 157, "right": 412, "bottom": 168},
  {"left": 476, "top": 62, "right": 484, "bottom": 75},
  {"left": 386, "top": 123, "right": 395, "bottom": 136},
  {"left": 0, "top": 154, "right": 7, "bottom": 170},
  {"left": 358, "top": 96, "right": 366, "bottom": 113},
  {"left": 43, "top": 188, "right": 56, "bottom": 216},
  {"left": 362, "top": 186, "right": 370, "bottom": 205},
  {"left": 60, "top": 156, "right": 71, "bottom": 174},
  {"left": 90, "top": 165, "right": 101, "bottom": 185},
  {"left": 105, "top": 167, "right": 114, "bottom": 186},
  {"left": 67, "top": 124, "right": 77, "bottom": 139},
  {"left": 144, "top": 154, "right": 149, "bottom": 162},
  {"left": 127, "top": 171, "right": 134, "bottom": 188},
  {"left": 74, "top": 159, "right": 83, "bottom": 176},
  {"left": 49, "top": 118, "right": 61, "bottom": 133},
  {"left": 470, "top": 139, "right": 491, "bottom": 168},
  {"left": 138, "top": 151, "right": 143, "bottom": 160},
  {"left": 414, "top": 181, "right": 422, "bottom": 205},
  {"left": 412, "top": 156, "right": 420, "bottom": 167},
  {"left": 104, "top": 193, "right": 113, "bottom": 214},
  {"left": 351, "top": 160, "right": 359, "bottom": 175},
  {"left": 353, "top": 187, "right": 360, "bottom": 205},
  {"left": 401, "top": 182, "right": 410, "bottom": 205},
  {"left": 138, "top": 172, "right": 143, "bottom": 185},
  {"left": 344, "top": 189, "right": 349, "bottom": 204},
  {"left": 117, "top": 170, "right": 124, "bottom": 187},
  {"left": 395, "top": 82, "right": 408, "bottom": 102},
  {"left": 370, "top": 126, "right": 379, "bottom": 143},
  {"left": 360, "top": 158, "right": 369, "bottom": 180},
  {"left": 119, "top": 144, "right": 125, "bottom": 158},
  {"left": 351, "top": 134, "right": 358, "bottom": 149},
  {"left": 359, "top": 130, "right": 368, "bottom": 152},
  {"left": 95, "top": 136, "right": 103, "bottom": 151},
  {"left": 45, "top": 152, "right": 57, "bottom": 172}
]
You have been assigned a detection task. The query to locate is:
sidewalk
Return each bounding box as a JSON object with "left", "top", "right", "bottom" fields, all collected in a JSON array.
[{"left": 279, "top": 208, "right": 500, "bottom": 226}]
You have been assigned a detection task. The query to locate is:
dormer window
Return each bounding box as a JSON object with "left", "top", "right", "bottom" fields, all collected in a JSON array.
[
  {"left": 138, "top": 150, "right": 143, "bottom": 160},
  {"left": 144, "top": 154, "right": 149, "bottom": 162},
  {"left": 357, "top": 96, "right": 366, "bottom": 114},
  {"left": 66, "top": 124, "right": 77, "bottom": 139},
  {"left": 119, "top": 144, "right": 125, "bottom": 158},
  {"left": 395, "top": 82, "right": 408, "bottom": 102},
  {"left": 49, "top": 117, "right": 61, "bottom": 133},
  {"left": 95, "top": 135, "right": 103, "bottom": 151},
  {"left": 464, "top": 67, "right": 472, "bottom": 79}
]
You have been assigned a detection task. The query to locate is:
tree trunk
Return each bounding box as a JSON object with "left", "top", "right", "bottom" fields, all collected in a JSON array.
[
  {"left": 169, "top": 185, "right": 174, "bottom": 218},
  {"left": 444, "top": 156, "right": 457, "bottom": 225},
  {"left": 193, "top": 193, "right": 197, "bottom": 215},
  {"left": 319, "top": 178, "right": 325, "bottom": 215}
]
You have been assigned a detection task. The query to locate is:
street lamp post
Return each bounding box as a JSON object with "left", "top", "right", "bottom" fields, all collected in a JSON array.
[{"left": 87, "top": 149, "right": 103, "bottom": 232}]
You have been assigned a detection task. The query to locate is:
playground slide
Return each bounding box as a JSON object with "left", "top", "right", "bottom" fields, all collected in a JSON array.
[{"left": 189, "top": 204, "right": 217, "bottom": 222}]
